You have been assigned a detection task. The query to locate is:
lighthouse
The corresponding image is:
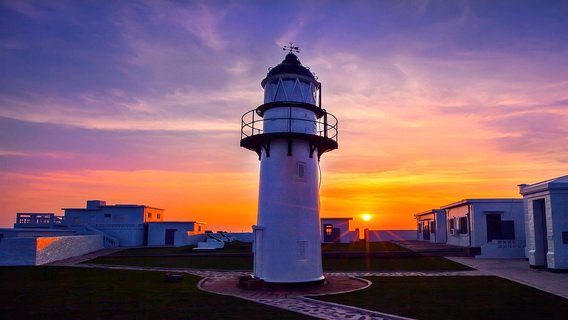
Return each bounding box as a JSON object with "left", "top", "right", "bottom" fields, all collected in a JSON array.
[{"left": 240, "top": 44, "right": 338, "bottom": 286}]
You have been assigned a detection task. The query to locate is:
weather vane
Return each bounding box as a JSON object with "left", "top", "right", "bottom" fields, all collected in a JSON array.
[{"left": 283, "top": 42, "right": 300, "bottom": 54}]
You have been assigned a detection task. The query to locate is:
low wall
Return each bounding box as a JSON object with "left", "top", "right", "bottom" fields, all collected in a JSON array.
[
  {"left": 226, "top": 232, "right": 253, "bottom": 242},
  {"left": 478, "top": 240, "right": 526, "bottom": 259},
  {"left": 0, "top": 235, "right": 103, "bottom": 266},
  {"left": 188, "top": 233, "right": 207, "bottom": 246},
  {"left": 366, "top": 230, "right": 416, "bottom": 242}
]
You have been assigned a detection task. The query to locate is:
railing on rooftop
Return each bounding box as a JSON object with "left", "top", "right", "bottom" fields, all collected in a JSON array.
[
  {"left": 15, "top": 213, "right": 64, "bottom": 227},
  {"left": 240, "top": 107, "right": 338, "bottom": 143}
]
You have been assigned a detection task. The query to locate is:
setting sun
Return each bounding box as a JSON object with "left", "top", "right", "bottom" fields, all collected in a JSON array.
[{"left": 362, "top": 214, "right": 372, "bottom": 221}]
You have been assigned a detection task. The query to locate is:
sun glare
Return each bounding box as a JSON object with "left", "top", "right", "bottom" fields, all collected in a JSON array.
[{"left": 362, "top": 214, "right": 372, "bottom": 221}]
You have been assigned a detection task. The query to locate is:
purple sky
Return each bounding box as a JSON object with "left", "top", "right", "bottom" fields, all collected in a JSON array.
[{"left": 1, "top": 0, "right": 567, "bottom": 230}]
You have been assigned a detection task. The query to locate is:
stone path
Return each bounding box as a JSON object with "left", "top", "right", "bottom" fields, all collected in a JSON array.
[{"left": 448, "top": 257, "right": 568, "bottom": 299}]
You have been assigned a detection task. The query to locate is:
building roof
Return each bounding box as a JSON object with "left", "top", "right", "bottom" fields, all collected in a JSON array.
[
  {"left": 440, "top": 198, "right": 522, "bottom": 210},
  {"left": 320, "top": 217, "right": 353, "bottom": 220},
  {"left": 519, "top": 175, "right": 568, "bottom": 196},
  {"left": 414, "top": 209, "right": 445, "bottom": 218},
  {"left": 0, "top": 228, "right": 75, "bottom": 233},
  {"left": 62, "top": 204, "right": 165, "bottom": 211},
  {"left": 265, "top": 53, "right": 315, "bottom": 80},
  {"left": 147, "top": 221, "right": 207, "bottom": 225}
]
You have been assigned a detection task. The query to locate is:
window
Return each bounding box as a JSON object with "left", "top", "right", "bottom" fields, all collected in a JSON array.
[
  {"left": 147, "top": 212, "right": 152, "bottom": 218},
  {"left": 198, "top": 225, "right": 202, "bottom": 232},
  {"left": 296, "top": 162, "right": 307, "bottom": 181},
  {"left": 104, "top": 214, "right": 111, "bottom": 218},
  {"left": 459, "top": 217, "right": 468, "bottom": 234},
  {"left": 297, "top": 241, "right": 307, "bottom": 261},
  {"left": 430, "top": 221, "right": 436, "bottom": 234},
  {"left": 157, "top": 214, "right": 161, "bottom": 219},
  {"left": 449, "top": 219, "right": 455, "bottom": 234},
  {"left": 324, "top": 224, "right": 333, "bottom": 236}
]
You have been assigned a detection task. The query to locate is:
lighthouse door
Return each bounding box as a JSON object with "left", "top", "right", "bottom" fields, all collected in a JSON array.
[{"left": 253, "top": 226, "right": 264, "bottom": 278}]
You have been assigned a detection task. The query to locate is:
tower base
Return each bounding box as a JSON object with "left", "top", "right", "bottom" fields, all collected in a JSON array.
[
  {"left": 239, "top": 276, "right": 326, "bottom": 289},
  {"left": 264, "top": 278, "right": 326, "bottom": 288}
]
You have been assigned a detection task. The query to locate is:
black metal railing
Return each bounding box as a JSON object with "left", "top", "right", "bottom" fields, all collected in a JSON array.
[{"left": 241, "top": 106, "right": 338, "bottom": 144}]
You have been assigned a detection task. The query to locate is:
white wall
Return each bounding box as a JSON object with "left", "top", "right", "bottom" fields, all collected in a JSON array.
[
  {"left": 478, "top": 240, "right": 526, "bottom": 259},
  {"left": 226, "top": 232, "right": 253, "bottom": 242},
  {"left": 96, "top": 225, "right": 145, "bottom": 247},
  {"left": 444, "top": 200, "right": 524, "bottom": 248},
  {"left": 0, "top": 235, "right": 103, "bottom": 266},
  {"left": 366, "top": 230, "right": 416, "bottom": 242},
  {"left": 522, "top": 185, "right": 568, "bottom": 270},
  {"left": 321, "top": 218, "right": 353, "bottom": 243},
  {"left": 148, "top": 222, "right": 203, "bottom": 246}
]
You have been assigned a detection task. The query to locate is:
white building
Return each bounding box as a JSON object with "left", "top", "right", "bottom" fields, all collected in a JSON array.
[
  {"left": 441, "top": 199, "right": 525, "bottom": 257},
  {"left": 321, "top": 218, "right": 359, "bottom": 243},
  {"left": 519, "top": 175, "right": 568, "bottom": 272},
  {"left": 147, "top": 221, "right": 206, "bottom": 246},
  {"left": 0, "top": 200, "right": 208, "bottom": 265},
  {"left": 63, "top": 200, "right": 165, "bottom": 246},
  {"left": 414, "top": 209, "right": 446, "bottom": 243},
  {"left": 240, "top": 48, "right": 338, "bottom": 286}
]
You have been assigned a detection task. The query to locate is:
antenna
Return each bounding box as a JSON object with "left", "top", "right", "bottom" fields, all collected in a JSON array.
[{"left": 283, "top": 42, "right": 300, "bottom": 54}]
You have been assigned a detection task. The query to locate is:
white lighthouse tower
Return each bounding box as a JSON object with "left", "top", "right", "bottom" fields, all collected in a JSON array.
[{"left": 240, "top": 45, "right": 338, "bottom": 286}]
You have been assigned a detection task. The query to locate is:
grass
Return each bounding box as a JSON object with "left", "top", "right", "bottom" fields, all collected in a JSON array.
[
  {"left": 322, "top": 241, "right": 410, "bottom": 252},
  {"left": 110, "top": 241, "right": 407, "bottom": 257},
  {"left": 86, "top": 241, "right": 469, "bottom": 271},
  {"left": 87, "top": 255, "right": 254, "bottom": 269},
  {"left": 0, "top": 266, "right": 316, "bottom": 320},
  {"left": 322, "top": 256, "right": 472, "bottom": 271},
  {"left": 86, "top": 255, "right": 471, "bottom": 271},
  {"left": 315, "top": 276, "right": 568, "bottom": 320},
  {"left": 109, "top": 240, "right": 252, "bottom": 256}
]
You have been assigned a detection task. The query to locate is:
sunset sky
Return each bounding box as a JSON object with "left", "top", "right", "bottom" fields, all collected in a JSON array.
[{"left": 1, "top": 0, "right": 567, "bottom": 231}]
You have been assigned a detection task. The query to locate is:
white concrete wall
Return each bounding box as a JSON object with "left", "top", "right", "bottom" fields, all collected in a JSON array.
[
  {"left": 255, "top": 134, "right": 323, "bottom": 284},
  {"left": 367, "top": 230, "right": 416, "bottom": 242},
  {"left": 523, "top": 188, "right": 568, "bottom": 270},
  {"left": 147, "top": 222, "right": 202, "bottom": 246},
  {"left": 478, "top": 240, "right": 526, "bottom": 259},
  {"left": 0, "top": 229, "right": 76, "bottom": 238},
  {"left": 0, "top": 235, "right": 103, "bottom": 266},
  {"left": 226, "top": 232, "right": 253, "bottom": 242},
  {"left": 445, "top": 201, "right": 524, "bottom": 248},
  {"left": 95, "top": 225, "right": 145, "bottom": 247},
  {"left": 188, "top": 233, "right": 208, "bottom": 245},
  {"left": 471, "top": 201, "right": 525, "bottom": 247},
  {"left": 548, "top": 192, "right": 568, "bottom": 270},
  {"left": 445, "top": 205, "right": 471, "bottom": 247},
  {"left": 321, "top": 219, "right": 353, "bottom": 243}
]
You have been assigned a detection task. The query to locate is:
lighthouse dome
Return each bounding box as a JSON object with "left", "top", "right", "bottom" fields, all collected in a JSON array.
[{"left": 265, "top": 53, "right": 315, "bottom": 80}]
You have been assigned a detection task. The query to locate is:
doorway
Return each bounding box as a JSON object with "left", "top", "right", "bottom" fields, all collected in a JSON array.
[
  {"left": 486, "top": 214, "right": 502, "bottom": 242},
  {"left": 323, "top": 224, "right": 340, "bottom": 243},
  {"left": 165, "top": 229, "right": 177, "bottom": 246},
  {"left": 532, "top": 199, "right": 548, "bottom": 267}
]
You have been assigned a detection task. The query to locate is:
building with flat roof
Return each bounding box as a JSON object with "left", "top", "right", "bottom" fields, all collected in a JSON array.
[{"left": 520, "top": 175, "right": 568, "bottom": 272}]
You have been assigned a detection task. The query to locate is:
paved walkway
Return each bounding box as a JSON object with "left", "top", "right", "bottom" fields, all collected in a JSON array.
[{"left": 447, "top": 257, "right": 568, "bottom": 299}]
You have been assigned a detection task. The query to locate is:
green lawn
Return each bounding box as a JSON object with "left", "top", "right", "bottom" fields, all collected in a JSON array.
[
  {"left": 109, "top": 240, "right": 252, "bottom": 256},
  {"left": 110, "top": 241, "right": 406, "bottom": 257},
  {"left": 315, "top": 276, "right": 568, "bottom": 320},
  {"left": 322, "top": 241, "right": 410, "bottom": 252},
  {"left": 0, "top": 266, "right": 316, "bottom": 320},
  {"left": 86, "top": 255, "right": 471, "bottom": 271},
  {"left": 87, "top": 255, "right": 254, "bottom": 270},
  {"left": 322, "top": 256, "right": 472, "bottom": 271}
]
